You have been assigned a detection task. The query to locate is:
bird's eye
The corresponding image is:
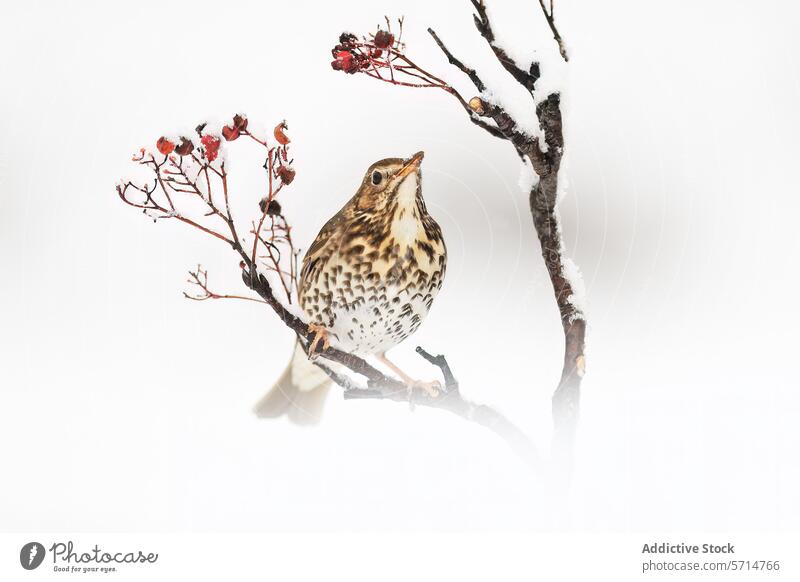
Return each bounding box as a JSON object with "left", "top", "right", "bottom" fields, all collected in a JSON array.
[{"left": 371, "top": 171, "right": 383, "bottom": 185}]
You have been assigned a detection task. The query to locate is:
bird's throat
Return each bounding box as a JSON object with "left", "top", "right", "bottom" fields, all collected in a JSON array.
[
  {"left": 394, "top": 173, "right": 418, "bottom": 207},
  {"left": 389, "top": 174, "right": 423, "bottom": 245}
]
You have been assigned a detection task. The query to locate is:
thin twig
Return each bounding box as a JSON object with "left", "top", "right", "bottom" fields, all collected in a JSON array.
[
  {"left": 184, "top": 266, "right": 268, "bottom": 305},
  {"left": 469, "top": 0, "right": 541, "bottom": 93},
  {"left": 535, "top": 0, "right": 569, "bottom": 61},
  {"left": 427, "top": 28, "right": 485, "bottom": 92},
  {"left": 415, "top": 346, "right": 458, "bottom": 392}
]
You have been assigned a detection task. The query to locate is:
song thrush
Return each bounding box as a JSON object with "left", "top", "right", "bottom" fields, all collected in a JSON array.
[{"left": 254, "top": 151, "right": 447, "bottom": 423}]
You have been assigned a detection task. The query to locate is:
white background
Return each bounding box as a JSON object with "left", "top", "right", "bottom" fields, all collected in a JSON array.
[{"left": 1, "top": 0, "right": 799, "bottom": 578}]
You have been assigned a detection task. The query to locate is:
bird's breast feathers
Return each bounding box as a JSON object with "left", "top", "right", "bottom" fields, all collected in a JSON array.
[{"left": 298, "top": 172, "right": 446, "bottom": 354}]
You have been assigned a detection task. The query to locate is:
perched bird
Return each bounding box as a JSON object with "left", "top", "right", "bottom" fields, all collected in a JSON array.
[{"left": 254, "top": 151, "right": 447, "bottom": 424}]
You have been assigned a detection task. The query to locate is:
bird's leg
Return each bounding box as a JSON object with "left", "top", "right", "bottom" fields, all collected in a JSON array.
[
  {"left": 377, "top": 352, "right": 442, "bottom": 398},
  {"left": 307, "top": 323, "right": 331, "bottom": 358},
  {"left": 376, "top": 352, "right": 415, "bottom": 384}
]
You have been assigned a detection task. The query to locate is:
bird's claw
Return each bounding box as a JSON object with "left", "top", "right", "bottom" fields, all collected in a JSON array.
[
  {"left": 410, "top": 379, "right": 442, "bottom": 399},
  {"left": 307, "top": 324, "right": 330, "bottom": 359},
  {"left": 405, "top": 380, "right": 441, "bottom": 412}
]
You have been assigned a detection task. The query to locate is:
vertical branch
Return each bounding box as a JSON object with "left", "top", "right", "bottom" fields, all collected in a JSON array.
[
  {"left": 246, "top": 122, "right": 294, "bottom": 303},
  {"left": 523, "top": 92, "right": 585, "bottom": 485},
  {"left": 252, "top": 147, "right": 275, "bottom": 267},
  {"left": 426, "top": 5, "right": 584, "bottom": 478},
  {"left": 528, "top": 168, "right": 585, "bottom": 467}
]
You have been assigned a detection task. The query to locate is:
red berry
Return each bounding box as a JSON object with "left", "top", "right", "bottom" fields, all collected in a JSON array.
[
  {"left": 374, "top": 30, "right": 394, "bottom": 49},
  {"left": 332, "top": 50, "right": 354, "bottom": 72},
  {"left": 156, "top": 137, "right": 175, "bottom": 155},
  {"left": 201, "top": 134, "right": 221, "bottom": 162},
  {"left": 233, "top": 114, "right": 248, "bottom": 131},
  {"left": 332, "top": 49, "right": 361, "bottom": 74},
  {"left": 277, "top": 165, "right": 296, "bottom": 184},
  {"left": 273, "top": 121, "right": 290, "bottom": 145},
  {"left": 266, "top": 199, "right": 282, "bottom": 216},
  {"left": 222, "top": 125, "right": 240, "bottom": 141},
  {"left": 343, "top": 58, "right": 361, "bottom": 73},
  {"left": 175, "top": 138, "right": 193, "bottom": 156}
]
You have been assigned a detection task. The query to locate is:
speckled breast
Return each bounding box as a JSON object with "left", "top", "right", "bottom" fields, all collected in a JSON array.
[{"left": 300, "top": 239, "right": 446, "bottom": 355}]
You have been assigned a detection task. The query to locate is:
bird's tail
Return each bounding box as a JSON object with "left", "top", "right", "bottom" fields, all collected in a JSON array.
[{"left": 253, "top": 341, "right": 332, "bottom": 425}]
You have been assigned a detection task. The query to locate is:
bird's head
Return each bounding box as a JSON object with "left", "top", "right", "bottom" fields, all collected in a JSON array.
[{"left": 354, "top": 151, "right": 424, "bottom": 212}]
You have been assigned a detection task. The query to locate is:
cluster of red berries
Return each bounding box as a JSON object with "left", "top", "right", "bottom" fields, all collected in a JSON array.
[
  {"left": 157, "top": 136, "right": 192, "bottom": 156},
  {"left": 330, "top": 30, "right": 395, "bottom": 74},
  {"left": 152, "top": 114, "right": 295, "bottom": 184},
  {"left": 157, "top": 134, "right": 222, "bottom": 162},
  {"left": 155, "top": 115, "right": 252, "bottom": 162}
]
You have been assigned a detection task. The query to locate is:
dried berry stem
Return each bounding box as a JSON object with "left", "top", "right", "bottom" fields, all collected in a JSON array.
[{"left": 184, "top": 266, "right": 268, "bottom": 305}]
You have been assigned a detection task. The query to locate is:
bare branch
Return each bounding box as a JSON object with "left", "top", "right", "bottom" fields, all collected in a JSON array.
[
  {"left": 470, "top": 0, "right": 541, "bottom": 93},
  {"left": 415, "top": 346, "right": 458, "bottom": 391},
  {"left": 343, "top": 348, "right": 540, "bottom": 470},
  {"left": 184, "top": 266, "right": 268, "bottom": 305},
  {"left": 535, "top": 0, "right": 569, "bottom": 61},
  {"left": 117, "top": 181, "right": 235, "bottom": 246},
  {"left": 427, "top": 27, "right": 485, "bottom": 92}
]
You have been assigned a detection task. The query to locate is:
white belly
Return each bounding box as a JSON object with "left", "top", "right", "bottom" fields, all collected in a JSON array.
[{"left": 329, "top": 283, "right": 438, "bottom": 355}]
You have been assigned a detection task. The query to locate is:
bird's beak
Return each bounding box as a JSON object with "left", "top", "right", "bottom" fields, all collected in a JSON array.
[{"left": 397, "top": 151, "right": 424, "bottom": 178}]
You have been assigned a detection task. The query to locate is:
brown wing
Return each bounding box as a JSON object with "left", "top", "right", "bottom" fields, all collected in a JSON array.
[{"left": 299, "top": 200, "right": 355, "bottom": 294}]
